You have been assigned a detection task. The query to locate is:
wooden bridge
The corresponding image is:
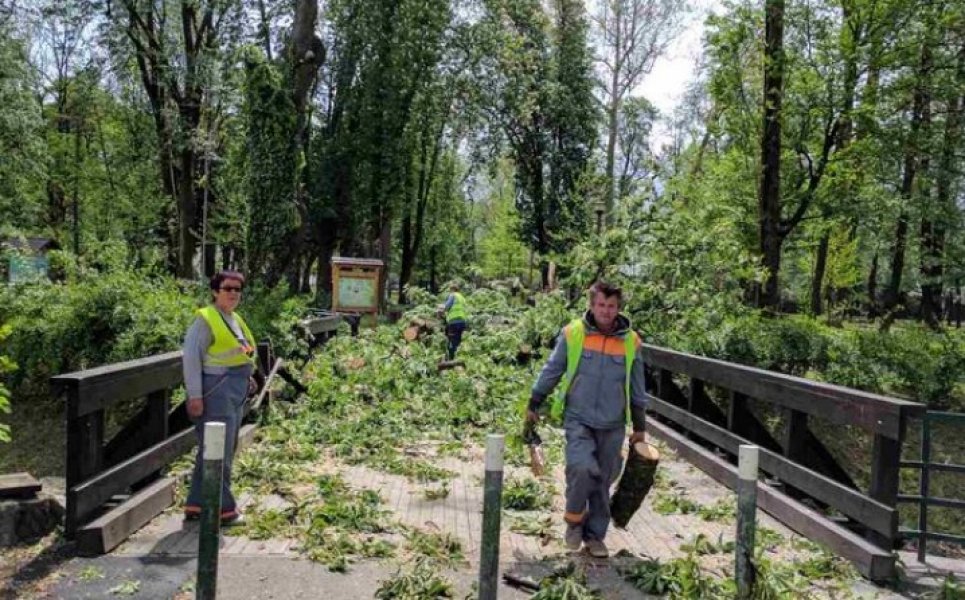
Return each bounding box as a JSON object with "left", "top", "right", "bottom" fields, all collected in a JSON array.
[{"left": 40, "top": 313, "right": 965, "bottom": 594}]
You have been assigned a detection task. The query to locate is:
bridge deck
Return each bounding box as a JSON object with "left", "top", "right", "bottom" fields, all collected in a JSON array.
[
  {"left": 101, "top": 440, "right": 946, "bottom": 598},
  {"left": 116, "top": 441, "right": 785, "bottom": 559}
]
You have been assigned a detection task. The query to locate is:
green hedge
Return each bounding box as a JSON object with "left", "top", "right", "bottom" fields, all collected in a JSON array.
[
  {"left": 685, "top": 314, "right": 964, "bottom": 409},
  {"left": 0, "top": 270, "right": 311, "bottom": 403}
]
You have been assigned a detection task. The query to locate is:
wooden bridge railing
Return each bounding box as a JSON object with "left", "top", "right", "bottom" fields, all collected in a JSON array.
[
  {"left": 52, "top": 350, "right": 198, "bottom": 553},
  {"left": 51, "top": 314, "right": 343, "bottom": 555},
  {"left": 641, "top": 343, "right": 925, "bottom": 581}
]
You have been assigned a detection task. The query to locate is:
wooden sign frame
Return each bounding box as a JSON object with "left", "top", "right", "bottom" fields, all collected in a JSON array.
[{"left": 331, "top": 256, "right": 383, "bottom": 314}]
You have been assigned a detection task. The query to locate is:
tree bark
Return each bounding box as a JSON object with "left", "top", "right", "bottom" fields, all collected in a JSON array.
[
  {"left": 757, "top": 0, "right": 785, "bottom": 309},
  {"left": 283, "top": 0, "right": 325, "bottom": 288},
  {"left": 257, "top": 0, "right": 273, "bottom": 61}
]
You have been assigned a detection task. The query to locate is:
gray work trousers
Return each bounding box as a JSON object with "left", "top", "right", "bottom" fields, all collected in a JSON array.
[
  {"left": 186, "top": 364, "right": 252, "bottom": 511},
  {"left": 564, "top": 421, "right": 626, "bottom": 541}
]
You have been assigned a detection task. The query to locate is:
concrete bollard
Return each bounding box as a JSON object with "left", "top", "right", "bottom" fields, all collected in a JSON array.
[
  {"left": 478, "top": 434, "right": 505, "bottom": 600},
  {"left": 197, "top": 422, "right": 226, "bottom": 600},
  {"left": 736, "top": 444, "right": 759, "bottom": 599}
]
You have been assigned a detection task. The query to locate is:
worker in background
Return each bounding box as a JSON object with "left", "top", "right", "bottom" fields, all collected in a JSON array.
[
  {"left": 526, "top": 281, "right": 647, "bottom": 558},
  {"left": 443, "top": 282, "right": 468, "bottom": 360},
  {"left": 182, "top": 270, "right": 258, "bottom": 525}
]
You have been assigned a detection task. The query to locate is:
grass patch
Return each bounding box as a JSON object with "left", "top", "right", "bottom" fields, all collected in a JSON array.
[
  {"left": 403, "top": 529, "right": 465, "bottom": 567},
  {"left": 652, "top": 491, "right": 699, "bottom": 516},
  {"left": 374, "top": 558, "right": 454, "bottom": 599},
  {"left": 503, "top": 477, "right": 553, "bottom": 511}
]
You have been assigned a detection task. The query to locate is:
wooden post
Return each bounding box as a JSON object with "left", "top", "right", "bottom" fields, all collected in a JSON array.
[
  {"left": 736, "top": 444, "right": 759, "bottom": 599},
  {"left": 66, "top": 408, "right": 104, "bottom": 537},
  {"left": 196, "top": 422, "right": 225, "bottom": 600},
  {"left": 687, "top": 378, "right": 702, "bottom": 414},
  {"left": 868, "top": 427, "right": 903, "bottom": 549},
  {"left": 728, "top": 391, "right": 750, "bottom": 438},
  {"left": 145, "top": 389, "right": 171, "bottom": 444},
  {"left": 782, "top": 409, "right": 808, "bottom": 462},
  {"left": 478, "top": 434, "right": 505, "bottom": 600},
  {"left": 917, "top": 415, "right": 931, "bottom": 562}
]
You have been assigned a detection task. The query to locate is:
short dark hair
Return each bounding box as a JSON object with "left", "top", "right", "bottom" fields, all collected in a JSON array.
[
  {"left": 210, "top": 270, "right": 246, "bottom": 291},
  {"left": 589, "top": 281, "right": 622, "bottom": 302}
]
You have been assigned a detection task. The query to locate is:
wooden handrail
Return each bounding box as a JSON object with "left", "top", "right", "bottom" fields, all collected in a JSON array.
[{"left": 643, "top": 344, "right": 924, "bottom": 439}]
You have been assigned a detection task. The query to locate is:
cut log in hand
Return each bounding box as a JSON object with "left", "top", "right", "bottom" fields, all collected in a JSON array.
[{"left": 610, "top": 441, "right": 660, "bottom": 529}]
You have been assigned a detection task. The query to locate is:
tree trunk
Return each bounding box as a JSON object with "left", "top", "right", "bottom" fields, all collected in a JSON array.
[
  {"left": 176, "top": 145, "right": 198, "bottom": 278},
  {"left": 867, "top": 252, "right": 879, "bottom": 317},
  {"left": 399, "top": 105, "right": 446, "bottom": 303},
  {"left": 603, "top": 1, "right": 623, "bottom": 226},
  {"left": 283, "top": 0, "right": 325, "bottom": 288},
  {"left": 811, "top": 231, "right": 829, "bottom": 315},
  {"left": 757, "top": 0, "right": 785, "bottom": 309},
  {"left": 920, "top": 43, "right": 964, "bottom": 330},
  {"left": 71, "top": 124, "right": 82, "bottom": 255},
  {"left": 885, "top": 42, "right": 932, "bottom": 313}
]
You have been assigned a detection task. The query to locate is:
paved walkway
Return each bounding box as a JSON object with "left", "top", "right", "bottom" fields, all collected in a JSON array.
[{"left": 23, "top": 440, "right": 965, "bottom": 599}]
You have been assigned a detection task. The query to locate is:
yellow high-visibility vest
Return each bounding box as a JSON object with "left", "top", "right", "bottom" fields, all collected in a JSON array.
[
  {"left": 197, "top": 305, "right": 257, "bottom": 368},
  {"left": 550, "top": 319, "right": 638, "bottom": 424},
  {"left": 446, "top": 292, "right": 467, "bottom": 321}
]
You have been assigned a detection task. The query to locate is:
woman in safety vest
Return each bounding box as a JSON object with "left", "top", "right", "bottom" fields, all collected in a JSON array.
[{"left": 182, "top": 270, "right": 258, "bottom": 524}]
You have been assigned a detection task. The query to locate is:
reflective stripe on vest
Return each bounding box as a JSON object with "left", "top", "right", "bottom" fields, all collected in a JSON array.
[
  {"left": 197, "top": 306, "right": 257, "bottom": 367},
  {"left": 550, "top": 319, "right": 638, "bottom": 423},
  {"left": 447, "top": 292, "right": 467, "bottom": 321}
]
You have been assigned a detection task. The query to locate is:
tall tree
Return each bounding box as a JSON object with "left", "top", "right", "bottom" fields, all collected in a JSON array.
[
  {"left": 883, "top": 36, "right": 934, "bottom": 317},
  {"left": 0, "top": 28, "right": 45, "bottom": 230},
  {"left": 116, "top": 0, "right": 235, "bottom": 278},
  {"left": 757, "top": 0, "right": 786, "bottom": 308},
  {"left": 919, "top": 38, "right": 965, "bottom": 328},
  {"left": 592, "top": 0, "right": 686, "bottom": 223},
  {"left": 480, "top": 0, "right": 598, "bottom": 286}
]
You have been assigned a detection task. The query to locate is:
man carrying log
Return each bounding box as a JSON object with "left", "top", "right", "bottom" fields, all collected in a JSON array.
[{"left": 526, "top": 281, "right": 648, "bottom": 558}]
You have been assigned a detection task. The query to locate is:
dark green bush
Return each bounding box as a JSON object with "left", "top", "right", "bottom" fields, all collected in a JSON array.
[{"left": 0, "top": 269, "right": 312, "bottom": 403}]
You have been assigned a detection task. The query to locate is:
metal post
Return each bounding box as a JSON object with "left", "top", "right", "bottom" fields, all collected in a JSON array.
[
  {"left": 736, "top": 444, "right": 759, "bottom": 599},
  {"left": 917, "top": 415, "right": 931, "bottom": 562},
  {"left": 196, "top": 422, "right": 226, "bottom": 600},
  {"left": 478, "top": 434, "right": 505, "bottom": 600}
]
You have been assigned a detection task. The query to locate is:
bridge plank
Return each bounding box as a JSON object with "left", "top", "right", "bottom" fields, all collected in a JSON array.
[
  {"left": 643, "top": 344, "right": 923, "bottom": 439},
  {"left": 71, "top": 426, "right": 195, "bottom": 526},
  {"left": 0, "top": 473, "right": 41, "bottom": 499},
  {"left": 76, "top": 476, "right": 176, "bottom": 555}
]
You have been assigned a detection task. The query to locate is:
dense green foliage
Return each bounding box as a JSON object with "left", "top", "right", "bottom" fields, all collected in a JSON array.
[{"left": 0, "top": 253, "right": 310, "bottom": 402}]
